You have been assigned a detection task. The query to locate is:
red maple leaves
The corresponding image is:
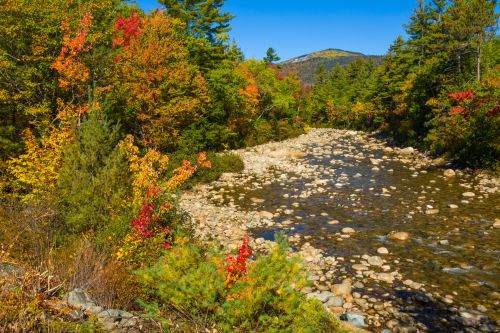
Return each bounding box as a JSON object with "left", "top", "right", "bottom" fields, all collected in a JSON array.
[{"left": 113, "top": 10, "right": 143, "bottom": 48}]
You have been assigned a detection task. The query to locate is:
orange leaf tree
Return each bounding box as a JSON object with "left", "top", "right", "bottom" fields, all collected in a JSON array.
[{"left": 111, "top": 11, "right": 209, "bottom": 151}]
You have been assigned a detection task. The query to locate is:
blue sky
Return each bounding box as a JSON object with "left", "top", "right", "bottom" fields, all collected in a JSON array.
[{"left": 136, "top": 0, "right": 418, "bottom": 61}]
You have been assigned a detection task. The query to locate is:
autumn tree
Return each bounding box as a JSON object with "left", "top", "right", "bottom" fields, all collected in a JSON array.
[
  {"left": 0, "top": 0, "right": 119, "bottom": 163},
  {"left": 111, "top": 11, "right": 209, "bottom": 151}
]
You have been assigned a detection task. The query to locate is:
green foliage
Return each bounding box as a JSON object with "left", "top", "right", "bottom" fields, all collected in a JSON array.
[
  {"left": 57, "top": 111, "right": 131, "bottom": 238},
  {"left": 138, "top": 235, "right": 346, "bottom": 332},
  {"left": 0, "top": 0, "right": 120, "bottom": 161},
  {"left": 159, "top": 0, "right": 236, "bottom": 72},
  {"left": 138, "top": 242, "right": 226, "bottom": 314}
]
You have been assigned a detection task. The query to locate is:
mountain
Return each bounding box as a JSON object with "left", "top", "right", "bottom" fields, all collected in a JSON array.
[{"left": 280, "top": 48, "right": 383, "bottom": 85}]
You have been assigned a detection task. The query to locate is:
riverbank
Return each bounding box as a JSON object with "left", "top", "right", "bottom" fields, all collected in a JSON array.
[{"left": 180, "top": 128, "right": 500, "bottom": 332}]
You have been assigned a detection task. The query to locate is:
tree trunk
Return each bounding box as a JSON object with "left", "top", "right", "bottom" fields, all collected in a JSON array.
[{"left": 477, "top": 41, "right": 482, "bottom": 82}]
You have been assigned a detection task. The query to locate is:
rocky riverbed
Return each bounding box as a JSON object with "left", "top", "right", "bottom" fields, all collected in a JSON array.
[{"left": 180, "top": 128, "right": 500, "bottom": 333}]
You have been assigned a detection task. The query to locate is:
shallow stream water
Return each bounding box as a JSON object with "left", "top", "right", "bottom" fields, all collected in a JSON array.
[{"left": 212, "top": 134, "right": 499, "bottom": 329}]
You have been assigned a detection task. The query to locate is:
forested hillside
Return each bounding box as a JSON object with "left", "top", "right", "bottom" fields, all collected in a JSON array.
[{"left": 280, "top": 49, "right": 383, "bottom": 85}]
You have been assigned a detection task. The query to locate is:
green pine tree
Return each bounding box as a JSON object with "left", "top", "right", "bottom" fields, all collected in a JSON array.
[
  {"left": 263, "top": 47, "right": 281, "bottom": 64},
  {"left": 57, "top": 111, "right": 131, "bottom": 238}
]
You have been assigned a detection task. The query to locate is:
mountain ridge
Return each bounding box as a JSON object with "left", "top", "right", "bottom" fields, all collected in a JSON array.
[{"left": 280, "top": 48, "right": 383, "bottom": 85}]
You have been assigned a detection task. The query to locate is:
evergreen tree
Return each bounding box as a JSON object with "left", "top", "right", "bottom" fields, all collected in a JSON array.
[
  {"left": 263, "top": 47, "right": 281, "bottom": 64},
  {"left": 441, "top": 0, "right": 498, "bottom": 82},
  {"left": 160, "top": 0, "right": 233, "bottom": 44},
  {"left": 58, "top": 111, "right": 131, "bottom": 236},
  {"left": 159, "top": 0, "right": 235, "bottom": 71}
]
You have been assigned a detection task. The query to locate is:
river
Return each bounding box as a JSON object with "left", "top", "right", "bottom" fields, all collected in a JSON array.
[{"left": 181, "top": 128, "right": 500, "bottom": 332}]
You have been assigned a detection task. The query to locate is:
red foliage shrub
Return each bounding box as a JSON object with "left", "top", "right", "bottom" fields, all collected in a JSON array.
[
  {"left": 448, "top": 91, "right": 475, "bottom": 103},
  {"left": 225, "top": 237, "right": 253, "bottom": 288}
]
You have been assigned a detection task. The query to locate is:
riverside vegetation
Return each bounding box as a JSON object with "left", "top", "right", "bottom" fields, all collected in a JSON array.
[{"left": 0, "top": 0, "right": 498, "bottom": 332}]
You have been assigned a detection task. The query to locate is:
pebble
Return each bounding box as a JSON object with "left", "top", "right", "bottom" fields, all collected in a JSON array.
[
  {"left": 462, "top": 192, "right": 476, "bottom": 198},
  {"left": 447, "top": 204, "right": 459, "bottom": 209}
]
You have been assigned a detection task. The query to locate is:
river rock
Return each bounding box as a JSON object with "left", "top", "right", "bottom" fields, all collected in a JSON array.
[
  {"left": 462, "top": 192, "right": 475, "bottom": 198},
  {"left": 493, "top": 219, "right": 500, "bottom": 228},
  {"left": 332, "top": 281, "right": 352, "bottom": 297},
  {"left": 425, "top": 209, "right": 439, "bottom": 215},
  {"left": 388, "top": 231, "right": 410, "bottom": 241},
  {"left": 377, "top": 247, "right": 389, "bottom": 254},
  {"left": 447, "top": 204, "right": 459, "bottom": 209},
  {"left": 326, "top": 296, "right": 344, "bottom": 308},
  {"left": 340, "top": 312, "right": 366, "bottom": 327},
  {"left": 342, "top": 227, "right": 355, "bottom": 234},
  {"left": 309, "top": 291, "right": 334, "bottom": 303},
  {"left": 376, "top": 273, "right": 395, "bottom": 284},
  {"left": 400, "top": 147, "right": 415, "bottom": 155},
  {"left": 352, "top": 264, "right": 369, "bottom": 271},
  {"left": 443, "top": 169, "right": 456, "bottom": 177},
  {"left": 367, "top": 256, "right": 384, "bottom": 266},
  {"left": 259, "top": 211, "right": 274, "bottom": 219}
]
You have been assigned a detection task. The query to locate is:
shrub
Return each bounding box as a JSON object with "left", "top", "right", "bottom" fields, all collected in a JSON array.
[
  {"left": 425, "top": 83, "right": 500, "bottom": 169},
  {"left": 137, "top": 235, "right": 346, "bottom": 332},
  {"left": 243, "top": 119, "right": 274, "bottom": 147},
  {"left": 167, "top": 152, "right": 244, "bottom": 189},
  {"left": 216, "top": 235, "right": 342, "bottom": 332},
  {"left": 137, "top": 242, "right": 226, "bottom": 316}
]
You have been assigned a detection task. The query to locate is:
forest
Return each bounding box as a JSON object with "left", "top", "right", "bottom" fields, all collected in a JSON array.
[{"left": 0, "top": 0, "right": 498, "bottom": 332}]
